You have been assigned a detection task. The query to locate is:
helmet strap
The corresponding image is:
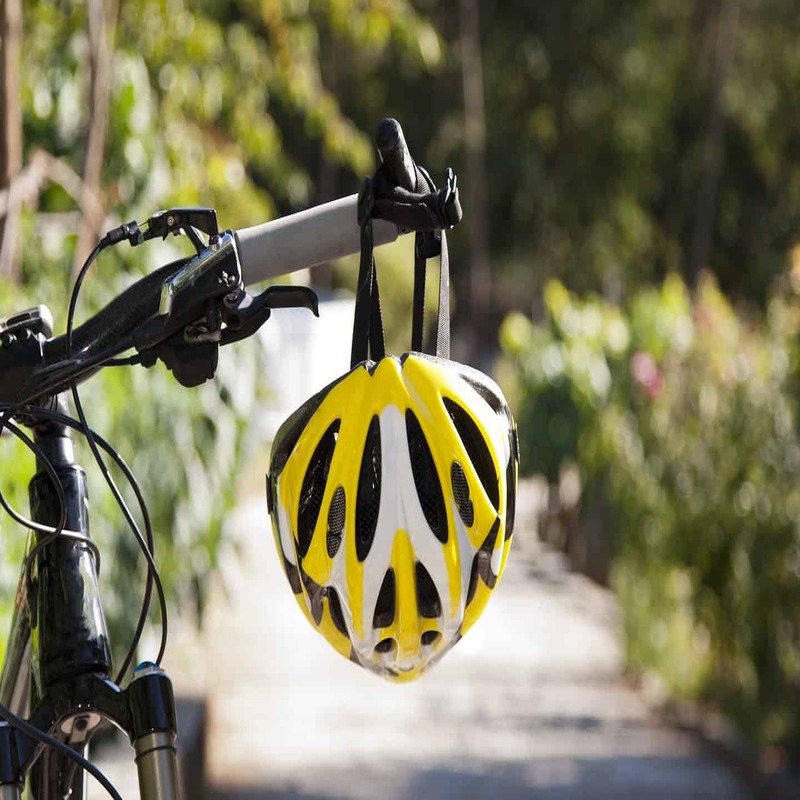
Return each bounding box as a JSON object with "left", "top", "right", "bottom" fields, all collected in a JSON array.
[
  {"left": 350, "top": 187, "right": 386, "bottom": 368},
  {"left": 412, "top": 228, "right": 451, "bottom": 360},
  {"left": 352, "top": 166, "right": 451, "bottom": 369}
]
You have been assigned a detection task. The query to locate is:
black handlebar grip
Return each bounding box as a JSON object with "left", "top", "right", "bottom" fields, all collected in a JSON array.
[{"left": 375, "top": 118, "right": 417, "bottom": 193}]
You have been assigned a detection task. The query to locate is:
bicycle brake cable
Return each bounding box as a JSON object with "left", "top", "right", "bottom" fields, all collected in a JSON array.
[
  {"left": 0, "top": 236, "right": 169, "bottom": 679},
  {"left": 65, "top": 239, "right": 169, "bottom": 679},
  {"left": 69, "top": 384, "right": 169, "bottom": 679}
]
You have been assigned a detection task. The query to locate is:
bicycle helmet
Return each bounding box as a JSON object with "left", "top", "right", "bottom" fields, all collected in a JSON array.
[
  {"left": 267, "top": 144, "right": 518, "bottom": 681},
  {"left": 267, "top": 353, "right": 518, "bottom": 681}
]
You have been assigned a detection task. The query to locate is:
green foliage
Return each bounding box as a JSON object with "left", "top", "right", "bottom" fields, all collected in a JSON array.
[
  {"left": 499, "top": 281, "right": 628, "bottom": 480},
  {"left": 502, "top": 273, "right": 800, "bottom": 760},
  {"left": 82, "top": 312, "right": 270, "bottom": 656},
  {"left": 375, "top": 1, "right": 800, "bottom": 315}
]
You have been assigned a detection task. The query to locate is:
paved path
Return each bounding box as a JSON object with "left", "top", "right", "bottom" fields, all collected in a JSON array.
[{"left": 196, "top": 490, "right": 748, "bottom": 800}]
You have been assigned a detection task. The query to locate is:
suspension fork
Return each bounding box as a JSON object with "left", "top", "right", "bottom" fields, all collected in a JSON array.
[{"left": 128, "top": 664, "right": 180, "bottom": 800}]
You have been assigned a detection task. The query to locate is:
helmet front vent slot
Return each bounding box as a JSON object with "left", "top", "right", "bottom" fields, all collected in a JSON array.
[
  {"left": 405, "top": 409, "right": 447, "bottom": 543},
  {"left": 373, "top": 568, "right": 396, "bottom": 629},
  {"left": 451, "top": 461, "right": 474, "bottom": 527},
  {"left": 326, "top": 486, "right": 346, "bottom": 557},
  {"left": 443, "top": 398, "right": 499, "bottom": 510},
  {"left": 356, "top": 415, "right": 382, "bottom": 562},
  {"left": 505, "top": 425, "right": 519, "bottom": 540},
  {"left": 326, "top": 587, "right": 349, "bottom": 636},
  {"left": 297, "top": 420, "right": 340, "bottom": 558},
  {"left": 415, "top": 562, "right": 442, "bottom": 619},
  {"left": 466, "top": 518, "right": 501, "bottom": 606}
]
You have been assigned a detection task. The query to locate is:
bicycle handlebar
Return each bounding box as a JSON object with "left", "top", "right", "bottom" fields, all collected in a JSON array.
[
  {"left": 1, "top": 117, "right": 460, "bottom": 401},
  {"left": 41, "top": 194, "right": 402, "bottom": 366},
  {"left": 235, "top": 194, "right": 399, "bottom": 285}
]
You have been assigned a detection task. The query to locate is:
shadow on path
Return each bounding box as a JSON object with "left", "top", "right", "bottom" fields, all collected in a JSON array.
[{"left": 210, "top": 753, "right": 739, "bottom": 800}]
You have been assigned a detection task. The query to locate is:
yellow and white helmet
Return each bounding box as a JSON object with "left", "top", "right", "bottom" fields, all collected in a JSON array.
[
  {"left": 267, "top": 353, "right": 518, "bottom": 681},
  {"left": 267, "top": 162, "right": 517, "bottom": 680}
]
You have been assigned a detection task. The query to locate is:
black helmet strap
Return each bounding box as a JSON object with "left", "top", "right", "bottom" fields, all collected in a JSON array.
[
  {"left": 351, "top": 166, "right": 452, "bottom": 369},
  {"left": 350, "top": 210, "right": 387, "bottom": 368}
]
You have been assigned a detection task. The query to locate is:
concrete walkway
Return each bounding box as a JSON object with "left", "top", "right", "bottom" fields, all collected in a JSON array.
[{"left": 195, "top": 489, "right": 747, "bottom": 800}]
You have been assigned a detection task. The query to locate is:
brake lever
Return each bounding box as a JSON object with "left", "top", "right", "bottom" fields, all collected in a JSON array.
[{"left": 220, "top": 286, "right": 319, "bottom": 346}]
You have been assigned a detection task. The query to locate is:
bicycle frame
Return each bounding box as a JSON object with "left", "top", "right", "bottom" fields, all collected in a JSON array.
[{"left": 0, "top": 399, "right": 180, "bottom": 799}]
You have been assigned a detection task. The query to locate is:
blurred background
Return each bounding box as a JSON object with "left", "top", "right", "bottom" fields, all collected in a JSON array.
[{"left": 1, "top": 0, "right": 800, "bottom": 797}]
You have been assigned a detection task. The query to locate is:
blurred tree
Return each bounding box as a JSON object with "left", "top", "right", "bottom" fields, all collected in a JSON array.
[
  {"left": 369, "top": 0, "right": 800, "bottom": 322},
  {"left": 503, "top": 0, "right": 800, "bottom": 306},
  {"left": 0, "top": 0, "right": 22, "bottom": 279},
  {"left": 459, "top": 0, "right": 491, "bottom": 321},
  {"left": 13, "top": 0, "right": 799, "bottom": 323},
  {"left": 687, "top": 0, "right": 739, "bottom": 286}
]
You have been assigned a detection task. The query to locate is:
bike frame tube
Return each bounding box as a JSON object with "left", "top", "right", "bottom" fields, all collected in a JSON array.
[
  {"left": 0, "top": 414, "right": 113, "bottom": 711},
  {"left": 28, "top": 437, "right": 113, "bottom": 698}
]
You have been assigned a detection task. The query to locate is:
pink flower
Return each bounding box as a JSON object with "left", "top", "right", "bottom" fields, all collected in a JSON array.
[{"left": 631, "top": 351, "right": 663, "bottom": 400}]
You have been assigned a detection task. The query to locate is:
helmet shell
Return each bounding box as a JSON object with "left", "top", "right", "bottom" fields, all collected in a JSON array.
[{"left": 267, "top": 353, "right": 518, "bottom": 681}]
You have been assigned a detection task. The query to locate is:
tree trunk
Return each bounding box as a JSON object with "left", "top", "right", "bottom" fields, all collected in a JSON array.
[
  {"left": 72, "top": 0, "right": 117, "bottom": 278},
  {"left": 0, "top": 0, "right": 23, "bottom": 282},
  {"left": 687, "top": 0, "right": 739, "bottom": 285},
  {"left": 459, "top": 0, "right": 491, "bottom": 319}
]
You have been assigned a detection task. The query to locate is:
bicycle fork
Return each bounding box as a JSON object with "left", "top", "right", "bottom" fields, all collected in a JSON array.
[
  {"left": 0, "top": 665, "right": 181, "bottom": 799},
  {"left": 128, "top": 663, "right": 181, "bottom": 800}
]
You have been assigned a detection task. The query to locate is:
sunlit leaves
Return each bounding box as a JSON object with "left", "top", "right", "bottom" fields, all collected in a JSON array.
[{"left": 502, "top": 272, "right": 800, "bottom": 759}]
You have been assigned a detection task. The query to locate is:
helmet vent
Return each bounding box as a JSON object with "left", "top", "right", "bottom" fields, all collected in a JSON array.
[
  {"left": 374, "top": 638, "right": 396, "bottom": 654},
  {"left": 415, "top": 562, "right": 442, "bottom": 619},
  {"left": 405, "top": 409, "right": 448, "bottom": 544},
  {"left": 505, "top": 425, "right": 519, "bottom": 541},
  {"left": 302, "top": 572, "right": 326, "bottom": 625},
  {"left": 326, "top": 486, "right": 346, "bottom": 557},
  {"left": 466, "top": 518, "right": 501, "bottom": 606},
  {"left": 460, "top": 371, "right": 506, "bottom": 415},
  {"left": 356, "top": 415, "right": 382, "bottom": 562},
  {"left": 326, "top": 587, "right": 349, "bottom": 637},
  {"left": 297, "top": 420, "right": 340, "bottom": 559},
  {"left": 420, "top": 630, "right": 441, "bottom": 647},
  {"left": 450, "top": 461, "right": 474, "bottom": 527},
  {"left": 443, "top": 398, "right": 499, "bottom": 510},
  {"left": 373, "top": 568, "right": 396, "bottom": 629}
]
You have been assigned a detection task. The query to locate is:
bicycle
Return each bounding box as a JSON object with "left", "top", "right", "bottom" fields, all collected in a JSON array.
[{"left": 0, "top": 119, "right": 461, "bottom": 799}]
